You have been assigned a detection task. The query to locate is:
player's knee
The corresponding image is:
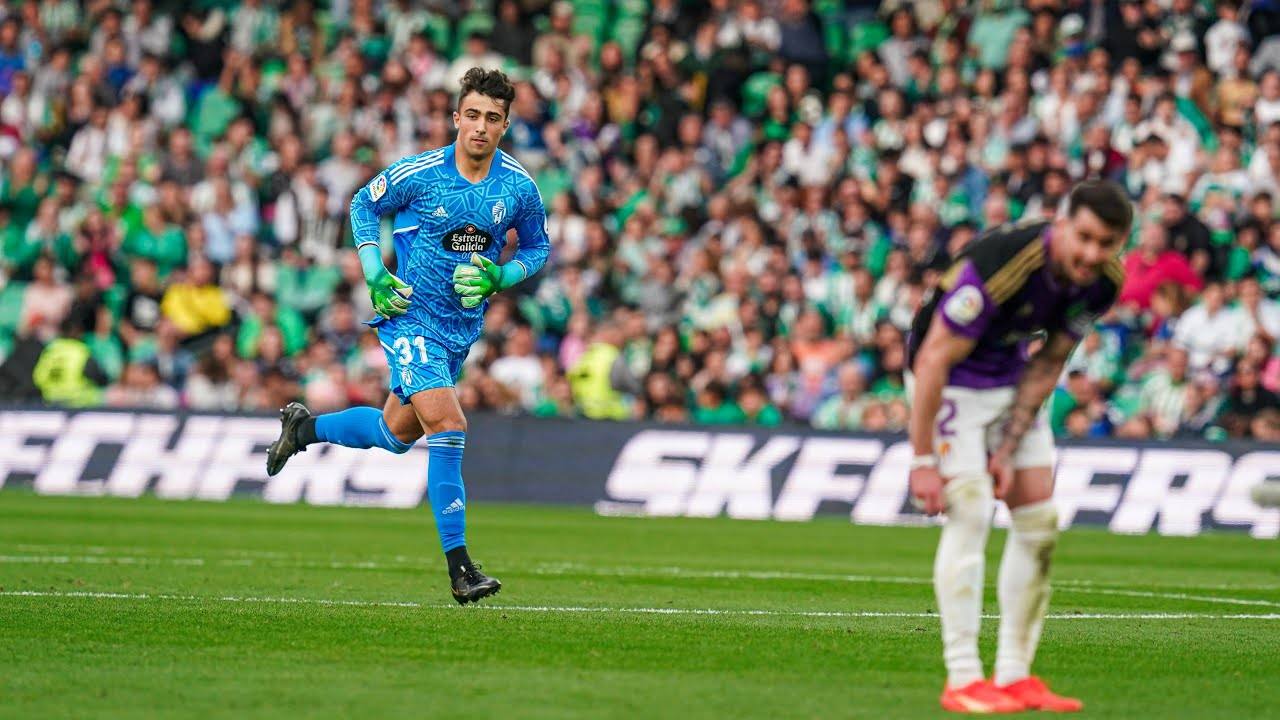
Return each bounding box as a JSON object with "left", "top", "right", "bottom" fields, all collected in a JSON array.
[
  {"left": 415, "top": 401, "right": 467, "bottom": 435},
  {"left": 943, "top": 473, "right": 995, "bottom": 531},
  {"left": 934, "top": 474, "right": 993, "bottom": 592},
  {"left": 433, "top": 413, "right": 467, "bottom": 435},
  {"left": 389, "top": 426, "right": 421, "bottom": 450},
  {"left": 1010, "top": 499, "right": 1059, "bottom": 547}
]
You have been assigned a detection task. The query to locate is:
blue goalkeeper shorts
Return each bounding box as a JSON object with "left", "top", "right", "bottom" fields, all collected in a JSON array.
[{"left": 376, "top": 328, "right": 467, "bottom": 403}]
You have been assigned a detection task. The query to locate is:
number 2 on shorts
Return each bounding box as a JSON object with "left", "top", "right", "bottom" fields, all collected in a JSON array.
[{"left": 938, "top": 398, "right": 958, "bottom": 437}]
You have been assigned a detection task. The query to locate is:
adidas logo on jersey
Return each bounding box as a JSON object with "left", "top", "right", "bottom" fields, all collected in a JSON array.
[
  {"left": 432, "top": 206, "right": 448, "bottom": 217},
  {"left": 441, "top": 498, "right": 465, "bottom": 514}
]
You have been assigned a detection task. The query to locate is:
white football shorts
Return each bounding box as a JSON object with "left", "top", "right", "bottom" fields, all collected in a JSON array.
[{"left": 905, "top": 371, "right": 1056, "bottom": 478}]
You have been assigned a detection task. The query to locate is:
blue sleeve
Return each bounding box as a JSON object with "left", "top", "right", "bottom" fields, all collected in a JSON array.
[
  {"left": 392, "top": 209, "right": 419, "bottom": 237},
  {"left": 350, "top": 156, "right": 428, "bottom": 250},
  {"left": 509, "top": 179, "right": 550, "bottom": 282}
]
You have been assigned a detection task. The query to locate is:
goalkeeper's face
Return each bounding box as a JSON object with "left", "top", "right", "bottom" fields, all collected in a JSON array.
[{"left": 454, "top": 93, "right": 510, "bottom": 162}]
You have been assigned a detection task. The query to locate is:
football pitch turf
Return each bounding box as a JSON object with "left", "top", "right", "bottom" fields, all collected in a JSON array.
[{"left": 0, "top": 492, "right": 1276, "bottom": 719}]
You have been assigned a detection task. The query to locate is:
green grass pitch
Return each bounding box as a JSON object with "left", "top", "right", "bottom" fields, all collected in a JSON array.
[{"left": 0, "top": 492, "right": 1277, "bottom": 719}]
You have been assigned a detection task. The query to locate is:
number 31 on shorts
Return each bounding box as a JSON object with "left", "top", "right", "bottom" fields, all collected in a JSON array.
[{"left": 392, "top": 336, "right": 429, "bottom": 365}]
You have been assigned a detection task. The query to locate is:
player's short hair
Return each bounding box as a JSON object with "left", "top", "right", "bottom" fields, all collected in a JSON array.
[
  {"left": 457, "top": 67, "right": 515, "bottom": 117},
  {"left": 1068, "top": 180, "right": 1133, "bottom": 234}
]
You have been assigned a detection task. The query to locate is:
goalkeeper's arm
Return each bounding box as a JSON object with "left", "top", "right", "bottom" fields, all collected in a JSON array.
[{"left": 350, "top": 167, "right": 416, "bottom": 318}]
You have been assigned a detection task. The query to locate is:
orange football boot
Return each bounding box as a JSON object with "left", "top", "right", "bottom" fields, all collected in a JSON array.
[
  {"left": 940, "top": 679, "right": 1027, "bottom": 714},
  {"left": 999, "top": 676, "right": 1084, "bottom": 712}
]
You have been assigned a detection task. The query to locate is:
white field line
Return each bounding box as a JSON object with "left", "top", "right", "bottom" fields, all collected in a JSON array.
[
  {"left": 9, "top": 542, "right": 1280, "bottom": 592},
  {"left": 0, "top": 589, "right": 1277, "bottom": 621},
  {"left": 13, "top": 541, "right": 1280, "bottom": 594},
  {"left": 1, "top": 553, "right": 1277, "bottom": 610},
  {"left": 11, "top": 543, "right": 302, "bottom": 560},
  {"left": 0, "top": 555, "right": 398, "bottom": 570},
  {"left": 526, "top": 564, "right": 1280, "bottom": 609}
]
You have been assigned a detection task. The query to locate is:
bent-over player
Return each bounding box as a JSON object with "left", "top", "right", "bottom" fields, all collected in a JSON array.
[{"left": 907, "top": 181, "right": 1132, "bottom": 713}]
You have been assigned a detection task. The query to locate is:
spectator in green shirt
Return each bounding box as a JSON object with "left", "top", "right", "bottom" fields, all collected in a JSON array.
[
  {"left": 1065, "top": 329, "right": 1124, "bottom": 393},
  {"left": 532, "top": 375, "right": 577, "bottom": 419},
  {"left": 968, "top": 0, "right": 1031, "bottom": 70},
  {"left": 98, "top": 173, "right": 145, "bottom": 240},
  {"left": 1050, "top": 370, "right": 1096, "bottom": 437},
  {"left": 123, "top": 204, "right": 187, "bottom": 276},
  {"left": 6, "top": 198, "right": 77, "bottom": 279},
  {"left": 0, "top": 148, "right": 48, "bottom": 230},
  {"left": 84, "top": 305, "right": 125, "bottom": 382},
  {"left": 237, "top": 291, "right": 307, "bottom": 359},
  {"left": 692, "top": 382, "right": 746, "bottom": 425},
  {"left": 0, "top": 148, "right": 46, "bottom": 224},
  {"left": 191, "top": 66, "right": 244, "bottom": 147},
  {"left": 275, "top": 246, "right": 341, "bottom": 320},
  {"left": 738, "top": 383, "right": 783, "bottom": 427}
]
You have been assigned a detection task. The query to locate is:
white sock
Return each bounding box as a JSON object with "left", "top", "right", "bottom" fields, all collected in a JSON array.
[
  {"left": 994, "top": 499, "right": 1059, "bottom": 687},
  {"left": 934, "top": 474, "right": 994, "bottom": 688}
]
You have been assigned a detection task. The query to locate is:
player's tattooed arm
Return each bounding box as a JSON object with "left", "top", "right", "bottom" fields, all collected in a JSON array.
[{"left": 996, "top": 330, "right": 1076, "bottom": 457}]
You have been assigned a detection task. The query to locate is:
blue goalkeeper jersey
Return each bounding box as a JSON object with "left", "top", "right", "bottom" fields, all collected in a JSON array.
[{"left": 350, "top": 143, "right": 550, "bottom": 353}]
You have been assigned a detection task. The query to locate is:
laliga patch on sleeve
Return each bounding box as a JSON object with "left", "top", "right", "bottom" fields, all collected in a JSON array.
[
  {"left": 943, "top": 285, "right": 985, "bottom": 325},
  {"left": 370, "top": 174, "right": 387, "bottom": 201}
]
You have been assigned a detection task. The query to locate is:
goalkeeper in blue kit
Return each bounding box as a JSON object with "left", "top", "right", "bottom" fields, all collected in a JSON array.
[{"left": 267, "top": 68, "right": 550, "bottom": 604}]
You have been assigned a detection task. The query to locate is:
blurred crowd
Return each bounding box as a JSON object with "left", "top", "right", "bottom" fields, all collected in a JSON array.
[{"left": 3, "top": 0, "right": 1280, "bottom": 442}]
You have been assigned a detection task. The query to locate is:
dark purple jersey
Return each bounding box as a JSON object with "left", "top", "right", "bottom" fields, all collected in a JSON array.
[{"left": 907, "top": 220, "right": 1124, "bottom": 389}]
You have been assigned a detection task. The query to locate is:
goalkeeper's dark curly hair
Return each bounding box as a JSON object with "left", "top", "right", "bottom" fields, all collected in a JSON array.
[{"left": 457, "top": 67, "right": 515, "bottom": 117}]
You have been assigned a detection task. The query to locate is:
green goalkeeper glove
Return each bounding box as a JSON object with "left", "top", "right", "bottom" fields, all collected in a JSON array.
[
  {"left": 358, "top": 243, "right": 413, "bottom": 318},
  {"left": 369, "top": 270, "right": 413, "bottom": 317},
  {"left": 452, "top": 253, "right": 524, "bottom": 309}
]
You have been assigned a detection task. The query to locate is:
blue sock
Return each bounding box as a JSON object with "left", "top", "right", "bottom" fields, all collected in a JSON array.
[
  {"left": 426, "top": 431, "right": 466, "bottom": 552},
  {"left": 312, "top": 407, "right": 414, "bottom": 454}
]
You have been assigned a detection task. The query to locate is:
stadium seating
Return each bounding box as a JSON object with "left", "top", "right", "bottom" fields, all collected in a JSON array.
[{"left": 0, "top": 0, "right": 1277, "bottom": 444}]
